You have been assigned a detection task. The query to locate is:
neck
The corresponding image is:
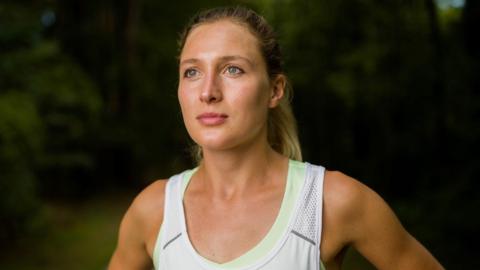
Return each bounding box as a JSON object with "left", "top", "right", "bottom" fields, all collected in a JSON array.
[{"left": 194, "top": 139, "right": 288, "bottom": 200}]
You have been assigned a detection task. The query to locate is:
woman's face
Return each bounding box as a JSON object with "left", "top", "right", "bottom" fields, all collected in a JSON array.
[{"left": 178, "top": 20, "right": 283, "bottom": 153}]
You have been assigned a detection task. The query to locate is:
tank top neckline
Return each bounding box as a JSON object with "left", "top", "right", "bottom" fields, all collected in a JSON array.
[{"left": 177, "top": 159, "right": 306, "bottom": 269}]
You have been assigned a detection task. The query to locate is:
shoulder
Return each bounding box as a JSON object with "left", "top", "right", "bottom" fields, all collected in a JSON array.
[
  {"left": 108, "top": 179, "right": 169, "bottom": 269},
  {"left": 323, "top": 170, "right": 398, "bottom": 236},
  {"left": 127, "top": 179, "right": 168, "bottom": 240},
  {"left": 323, "top": 170, "right": 371, "bottom": 221},
  {"left": 323, "top": 169, "right": 408, "bottom": 246},
  {"left": 321, "top": 170, "right": 394, "bottom": 261},
  {"left": 131, "top": 179, "right": 168, "bottom": 218},
  {"left": 117, "top": 178, "right": 169, "bottom": 252},
  {"left": 322, "top": 171, "right": 375, "bottom": 242}
]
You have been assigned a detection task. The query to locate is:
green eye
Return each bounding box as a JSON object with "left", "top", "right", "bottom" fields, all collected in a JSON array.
[
  {"left": 184, "top": 69, "right": 198, "bottom": 78},
  {"left": 226, "top": 66, "right": 243, "bottom": 75}
]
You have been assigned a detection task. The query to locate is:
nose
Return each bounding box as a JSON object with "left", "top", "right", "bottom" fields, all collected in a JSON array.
[{"left": 200, "top": 72, "right": 222, "bottom": 104}]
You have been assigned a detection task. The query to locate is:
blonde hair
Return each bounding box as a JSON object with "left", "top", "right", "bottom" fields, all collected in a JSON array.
[{"left": 179, "top": 6, "right": 302, "bottom": 162}]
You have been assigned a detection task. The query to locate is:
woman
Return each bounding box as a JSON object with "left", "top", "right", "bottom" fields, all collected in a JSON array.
[{"left": 108, "top": 6, "right": 443, "bottom": 270}]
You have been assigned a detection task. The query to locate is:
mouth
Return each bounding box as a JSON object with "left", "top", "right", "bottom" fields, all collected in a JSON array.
[{"left": 196, "top": 112, "right": 228, "bottom": 126}]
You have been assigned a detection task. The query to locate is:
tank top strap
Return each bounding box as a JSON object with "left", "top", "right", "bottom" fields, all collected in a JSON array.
[
  {"left": 153, "top": 172, "right": 184, "bottom": 269},
  {"left": 162, "top": 173, "right": 184, "bottom": 247},
  {"left": 290, "top": 163, "right": 325, "bottom": 267}
]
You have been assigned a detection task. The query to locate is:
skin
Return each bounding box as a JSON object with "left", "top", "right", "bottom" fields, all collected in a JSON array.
[{"left": 108, "top": 20, "right": 444, "bottom": 270}]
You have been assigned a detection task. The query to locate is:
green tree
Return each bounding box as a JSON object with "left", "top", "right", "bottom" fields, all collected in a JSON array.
[{"left": 0, "top": 2, "right": 101, "bottom": 242}]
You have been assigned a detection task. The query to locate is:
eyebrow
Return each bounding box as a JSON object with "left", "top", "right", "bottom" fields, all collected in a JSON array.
[{"left": 180, "top": 55, "right": 255, "bottom": 67}]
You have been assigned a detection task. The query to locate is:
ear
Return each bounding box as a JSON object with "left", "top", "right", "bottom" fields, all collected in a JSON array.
[{"left": 268, "top": 74, "right": 286, "bottom": 108}]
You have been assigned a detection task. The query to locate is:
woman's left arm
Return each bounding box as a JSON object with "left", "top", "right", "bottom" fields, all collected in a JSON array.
[{"left": 324, "top": 171, "right": 444, "bottom": 270}]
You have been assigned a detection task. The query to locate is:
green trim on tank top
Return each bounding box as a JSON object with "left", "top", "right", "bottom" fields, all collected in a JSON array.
[{"left": 180, "top": 159, "right": 306, "bottom": 269}]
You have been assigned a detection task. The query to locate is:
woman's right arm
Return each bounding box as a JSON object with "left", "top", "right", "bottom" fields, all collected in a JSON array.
[{"left": 108, "top": 180, "right": 167, "bottom": 270}]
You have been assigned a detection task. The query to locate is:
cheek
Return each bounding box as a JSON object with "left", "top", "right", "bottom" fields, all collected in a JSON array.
[
  {"left": 248, "top": 79, "right": 271, "bottom": 110},
  {"left": 229, "top": 81, "right": 270, "bottom": 120},
  {"left": 178, "top": 92, "right": 187, "bottom": 117},
  {"left": 178, "top": 87, "right": 194, "bottom": 112},
  {"left": 178, "top": 89, "right": 195, "bottom": 129}
]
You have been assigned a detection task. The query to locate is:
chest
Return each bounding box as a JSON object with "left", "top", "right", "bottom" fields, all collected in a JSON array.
[{"left": 183, "top": 191, "right": 283, "bottom": 263}]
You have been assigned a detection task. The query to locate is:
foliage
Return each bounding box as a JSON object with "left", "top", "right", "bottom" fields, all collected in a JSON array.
[
  {"left": 0, "top": 193, "right": 131, "bottom": 270},
  {"left": 0, "top": 2, "right": 101, "bottom": 243}
]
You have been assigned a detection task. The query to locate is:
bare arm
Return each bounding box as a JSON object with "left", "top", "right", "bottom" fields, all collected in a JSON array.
[
  {"left": 108, "top": 204, "right": 152, "bottom": 270},
  {"left": 322, "top": 171, "right": 444, "bottom": 270},
  {"left": 108, "top": 180, "right": 167, "bottom": 270}
]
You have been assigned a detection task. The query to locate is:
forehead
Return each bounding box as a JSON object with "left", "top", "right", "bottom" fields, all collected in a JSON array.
[{"left": 180, "top": 20, "right": 262, "bottom": 62}]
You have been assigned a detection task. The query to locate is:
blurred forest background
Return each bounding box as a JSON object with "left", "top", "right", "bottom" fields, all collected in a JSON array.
[{"left": 0, "top": 0, "right": 478, "bottom": 269}]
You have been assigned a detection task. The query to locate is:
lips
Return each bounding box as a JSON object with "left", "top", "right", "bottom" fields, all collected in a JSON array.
[{"left": 196, "top": 112, "right": 228, "bottom": 126}]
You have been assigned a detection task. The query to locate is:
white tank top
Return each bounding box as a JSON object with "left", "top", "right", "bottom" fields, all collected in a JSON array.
[{"left": 152, "top": 160, "right": 326, "bottom": 270}]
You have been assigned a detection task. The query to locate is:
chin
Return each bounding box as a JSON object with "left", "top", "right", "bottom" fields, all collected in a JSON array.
[
  {"left": 195, "top": 137, "right": 234, "bottom": 152},
  {"left": 192, "top": 132, "right": 245, "bottom": 152},
  {"left": 197, "top": 134, "right": 265, "bottom": 154}
]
